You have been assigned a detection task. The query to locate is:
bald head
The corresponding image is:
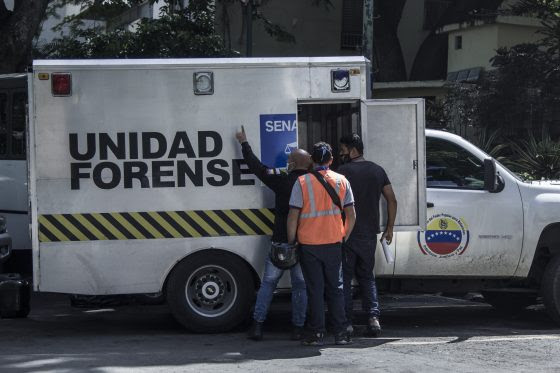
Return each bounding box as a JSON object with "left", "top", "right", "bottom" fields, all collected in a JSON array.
[{"left": 288, "top": 149, "right": 312, "bottom": 171}]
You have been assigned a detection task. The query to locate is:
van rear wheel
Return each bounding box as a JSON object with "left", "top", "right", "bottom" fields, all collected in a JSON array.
[{"left": 166, "top": 251, "right": 255, "bottom": 333}]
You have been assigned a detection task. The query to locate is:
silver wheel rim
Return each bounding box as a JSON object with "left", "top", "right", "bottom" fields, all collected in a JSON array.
[{"left": 185, "top": 264, "right": 238, "bottom": 318}]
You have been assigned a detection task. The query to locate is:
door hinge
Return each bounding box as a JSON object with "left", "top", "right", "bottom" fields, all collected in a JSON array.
[{"left": 413, "top": 160, "right": 418, "bottom": 170}]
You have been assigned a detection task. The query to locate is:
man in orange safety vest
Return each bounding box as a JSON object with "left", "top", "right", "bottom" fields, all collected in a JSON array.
[{"left": 287, "top": 142, "right": 356, "bottom": 346}]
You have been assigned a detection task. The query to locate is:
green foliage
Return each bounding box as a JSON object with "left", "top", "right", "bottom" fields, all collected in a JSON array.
[
  {"left": 37, "top": 0, "right": 231, "bottom": 58},
  {"left": 469, "top": 128, "right": 509, "bottom": 160},
  {"left": 487, "top": 43, "right": 557, "bottom": 131},
  {"left": 39, "top": 0, "right": 336, "bottom": 59},
  {"left": 437, "top": 0, "right": 560, "bottom": 180},
  {"left": 507, "top": 130, "right": 560, "bottom": 180},
  {"left": 442, "top": 43, "right": 557, "bottom": 134},
  {"left": 254, "top": 11, "right": 296, "bottom": 44},
  {"left": 441, "top": 82, "right": 482, "bottom": 133},
  {"left": 425, "top": 99, "right": 446, "bottom": 129}
]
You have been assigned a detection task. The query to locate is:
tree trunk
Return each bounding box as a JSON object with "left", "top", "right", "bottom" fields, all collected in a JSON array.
[
  {"left": 372, "top": 0, "right": 407, "bottom": 82},
  {"left": 0, "top": 0, "right": 50, "bottom": 73}
]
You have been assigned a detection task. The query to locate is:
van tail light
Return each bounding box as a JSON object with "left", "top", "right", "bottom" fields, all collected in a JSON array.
[{"left": 52, "top": 73, "right": 72, "bottom": 96}]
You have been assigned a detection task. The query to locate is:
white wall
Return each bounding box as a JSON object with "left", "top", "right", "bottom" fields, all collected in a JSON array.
[
  {"left": 447, "top": 24, "right": 499, "bottom": 72},
  {"left": 497, "top": 21, "right": 543, "bottom": 47},
  {"left": 447, "top": 18, "right": 545, "bottom": 72}
]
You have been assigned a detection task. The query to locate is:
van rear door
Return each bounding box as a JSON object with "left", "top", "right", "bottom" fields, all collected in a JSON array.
[{"left": 361, "top": 98, "right": 426, "bottom": 274}]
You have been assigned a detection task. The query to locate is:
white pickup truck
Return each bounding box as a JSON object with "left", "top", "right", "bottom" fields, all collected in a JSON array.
[{"left": 382, "top": 129, "right": 560, "bottom": 324}]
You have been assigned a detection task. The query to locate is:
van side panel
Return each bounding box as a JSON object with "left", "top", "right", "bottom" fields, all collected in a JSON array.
[{"left": 31, "top": 58, "right": 367, "bottom": 293}]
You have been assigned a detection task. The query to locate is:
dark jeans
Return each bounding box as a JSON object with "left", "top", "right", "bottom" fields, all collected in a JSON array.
[
  {"left": 342, "top": 237, "right": 381, "bottom": 321},
  {"left": 299, "top": 243, "right": 347, "bottom": 334}
]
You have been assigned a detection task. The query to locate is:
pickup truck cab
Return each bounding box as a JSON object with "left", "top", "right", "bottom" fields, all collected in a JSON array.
[{"left": 380, "top": 129, "right": 560, "bottom": 323}]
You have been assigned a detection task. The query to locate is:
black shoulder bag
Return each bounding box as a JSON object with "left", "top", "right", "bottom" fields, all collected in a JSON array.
[{"left": 310, "top": 170, "right": 346, "bottom": 223}]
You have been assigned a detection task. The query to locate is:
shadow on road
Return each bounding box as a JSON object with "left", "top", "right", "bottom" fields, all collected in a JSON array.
[{"left": 1, "top": 292, "right": 559, "bottom": 372}]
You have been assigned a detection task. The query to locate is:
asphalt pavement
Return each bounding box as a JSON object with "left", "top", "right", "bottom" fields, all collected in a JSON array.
[{"left": 1, "top": 292, "right": 560, "bottom": 372}]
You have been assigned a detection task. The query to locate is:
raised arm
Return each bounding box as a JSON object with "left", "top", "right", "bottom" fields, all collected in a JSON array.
[{"left": 236, "top": 126, "right": 279, "bottom": 191}]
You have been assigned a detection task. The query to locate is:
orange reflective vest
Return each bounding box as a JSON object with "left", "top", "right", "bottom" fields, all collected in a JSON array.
[{"left": 296, "top": 169, "right": 349, "bottom": 245}]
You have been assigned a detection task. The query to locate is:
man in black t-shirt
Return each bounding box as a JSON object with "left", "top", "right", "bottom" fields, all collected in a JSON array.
[{"left": 338, "top": 134, "right": 397, "bottom": 337}]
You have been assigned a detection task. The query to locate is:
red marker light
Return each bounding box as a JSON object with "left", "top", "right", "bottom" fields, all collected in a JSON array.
[{"left": 51, "top": 73, "right": 72, "bottom": 96}]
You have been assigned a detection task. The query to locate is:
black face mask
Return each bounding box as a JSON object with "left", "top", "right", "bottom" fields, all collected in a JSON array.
[{"left": 340, "top": 153, "right": 351, "bottom": 164}]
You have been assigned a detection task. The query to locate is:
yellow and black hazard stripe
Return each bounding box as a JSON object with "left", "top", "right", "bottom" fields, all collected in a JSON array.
[{"left": 38, "top": 208, "right": 275, "bottom": 242}]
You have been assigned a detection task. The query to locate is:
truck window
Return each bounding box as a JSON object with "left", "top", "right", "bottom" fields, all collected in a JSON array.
[{"left": 426, "top": 137, "right": 485, "bottom": 190}]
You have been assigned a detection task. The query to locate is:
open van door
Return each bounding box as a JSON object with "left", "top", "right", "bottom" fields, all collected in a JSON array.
[{"left": 361, "top": 99, "right": 426, "bottom": 274}]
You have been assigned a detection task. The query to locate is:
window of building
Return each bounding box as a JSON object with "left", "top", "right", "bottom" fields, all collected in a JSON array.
[
  {"left": 447, "top": 67, "right": 483, "bottom": 83},
  {"left": 454, "top": 35, "right": 463, "bottom": 50},
  {"left": 341, "top": 0, "right": 363, "bottom": 50},
  {"left": 426, "top": 137, "right": 485, "bottom": 190}
]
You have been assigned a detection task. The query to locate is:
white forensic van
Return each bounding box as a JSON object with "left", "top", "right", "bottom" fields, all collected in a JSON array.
[
  {"left": 20, "top": 57, "right": 560, "bottom": 331},
  {"left": 27, "top": 57, "right": 425, "bottom": 331}
]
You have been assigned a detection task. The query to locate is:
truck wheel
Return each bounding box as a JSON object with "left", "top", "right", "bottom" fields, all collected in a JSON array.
[
  {"left": 482, "top": 291, "right": 536, "bottom": 314},
  {"left": 542, "top": 255, "right": 560, "bottom": 324},
  {"left": 166, "top": 251, "right": 255, "bottom": 333}
]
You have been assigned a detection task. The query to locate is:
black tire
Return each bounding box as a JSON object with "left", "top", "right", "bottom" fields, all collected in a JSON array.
[
  {"left": 482, "top": 291, "right": 537, "bottom": 314},
  {"left": 542, "top": 254, "right": 560, "bottom": 324},
  {"left": 166, "top": 251, "right": 255, "bottom": 333}
]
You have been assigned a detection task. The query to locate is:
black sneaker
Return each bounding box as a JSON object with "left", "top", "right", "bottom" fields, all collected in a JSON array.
[
  {"left": 365, "top": 316, "right": 381, "bottom": 337},
  {"left": 302, "top": 332, "right": 324, "bottom": 346},
  {"left": 335, "top": 331, "right": 353, "bottom": 345},
  {"left": 247, "top": 320, "right": 264, "bottom": 341},
  {"left": 291, "top": 326, "right": 305, "bottom": 341}
]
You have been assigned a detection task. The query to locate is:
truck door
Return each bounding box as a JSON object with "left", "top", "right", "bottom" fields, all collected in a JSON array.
[
  {"left": 360, "top": 99, "right": 427, "bottom": 275},
  {"left": 394, "top": 133, "right": 524, "bottom": 277}
]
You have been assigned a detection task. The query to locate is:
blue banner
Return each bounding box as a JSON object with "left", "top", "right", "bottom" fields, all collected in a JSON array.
[{"left": 259, "top": 113, "right": 298, "bottom": 168}]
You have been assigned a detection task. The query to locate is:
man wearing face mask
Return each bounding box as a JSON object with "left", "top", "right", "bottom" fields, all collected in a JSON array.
[
  {"left": 338, "top": 133, "right": 397, "bottom": 337},
  {"left": 235, "top": 126, "right": 311, "bottom": 342}
]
